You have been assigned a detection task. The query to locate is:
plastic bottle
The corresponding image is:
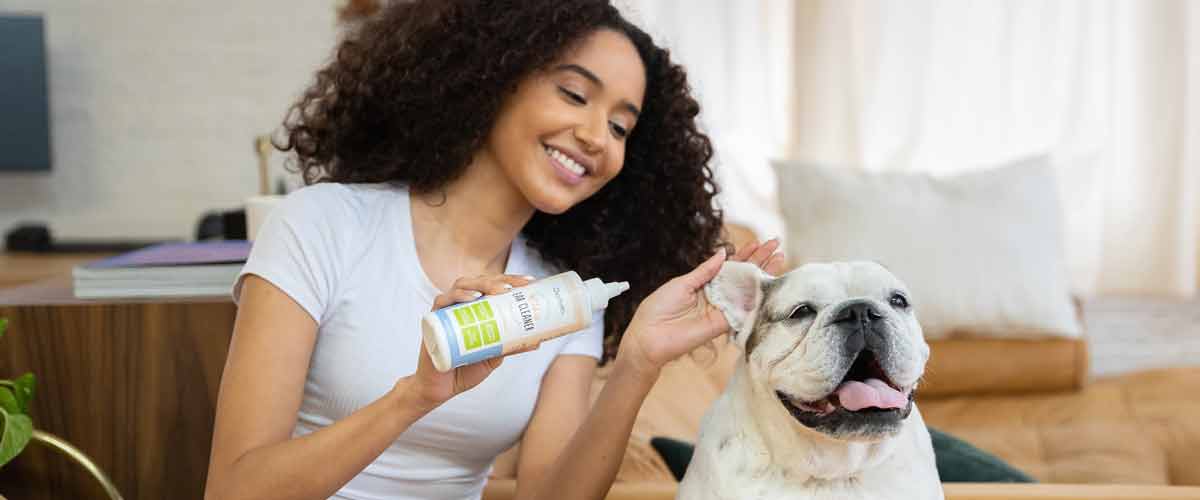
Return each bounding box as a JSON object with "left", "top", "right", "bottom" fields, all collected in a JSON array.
[{"left": 421, "top": 271, "right": 630, "bottom": 372}]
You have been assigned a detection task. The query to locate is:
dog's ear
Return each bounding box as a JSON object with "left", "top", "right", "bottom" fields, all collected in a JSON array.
[{"left": 704, "top": 261, "right": 768, "bottom": 347}]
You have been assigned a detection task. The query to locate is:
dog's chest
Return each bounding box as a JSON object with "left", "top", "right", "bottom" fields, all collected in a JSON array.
[
  {"left": 680, "top": 385, "right": 942, "bottom": 500},
  {"left": 711, "top": 472, "right": 929, "bottom": 500}
]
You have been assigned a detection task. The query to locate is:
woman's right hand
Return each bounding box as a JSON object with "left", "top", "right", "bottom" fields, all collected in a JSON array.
[{"left": 401, "top": 274, "right": 534, "bottom": 412}]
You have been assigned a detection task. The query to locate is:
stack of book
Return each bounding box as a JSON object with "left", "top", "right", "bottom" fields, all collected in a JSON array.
[{"left": 72, "top": 241, "right": 251, "bottom": 299}]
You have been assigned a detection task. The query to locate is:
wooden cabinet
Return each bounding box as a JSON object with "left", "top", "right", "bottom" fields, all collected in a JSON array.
[
  {"left": 0, "top": 276, "right": 235, "bottom": 500},
  {"left": 0, "top": 252, "right": 112, "bottom": 289}
]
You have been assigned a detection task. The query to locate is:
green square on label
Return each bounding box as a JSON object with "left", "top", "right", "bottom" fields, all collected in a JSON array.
[
  {"left": 453, "top": 306, "right": 476, "bottom": 327},
  {"left": 480, "top": 320, "right": 501, "bottom": 345},
  {"left": 471, "top": 301, "right": 494, "bottom": 321},
  {"left": 462, "top": 325, "right": 482, "bottom": 350}
]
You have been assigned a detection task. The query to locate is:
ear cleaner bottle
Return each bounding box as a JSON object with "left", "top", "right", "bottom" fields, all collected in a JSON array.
[{"left": 421, "top": 271, "right": 630, "bottom": 372}]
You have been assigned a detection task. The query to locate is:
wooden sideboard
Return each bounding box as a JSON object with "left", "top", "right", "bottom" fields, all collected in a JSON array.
[
  {"left": 0, "top": 252, "right": 113, "bottom": 289},
  {"left": 0, "top": 274, "right": 236, "bottom": 500}
]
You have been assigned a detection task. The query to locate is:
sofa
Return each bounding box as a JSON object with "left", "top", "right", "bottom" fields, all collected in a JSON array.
[
  {"left": 484, "top": 158, "right": 1200, "bottom": 498},
  {"left": 482, "top": 305, "right": 1200, "bottom": 498}
]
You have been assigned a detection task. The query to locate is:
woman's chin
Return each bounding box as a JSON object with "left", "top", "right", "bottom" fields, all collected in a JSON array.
[
  {"left": 526, "top": 190, "right": 583, "bottom": 215},
  {"left": 531, "top": 198, "right": 574, "bottom": 215},
  {"left": 519, "top": 182, "right": 589, "bottom": 215}
]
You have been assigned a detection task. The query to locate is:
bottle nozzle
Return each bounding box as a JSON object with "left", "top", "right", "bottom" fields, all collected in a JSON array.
[
  {"left": 608, "top": 281, "right": 630, "bottom": 299},
  {"left": 584, "top": 278, "right": 630, "bottom": 311}
]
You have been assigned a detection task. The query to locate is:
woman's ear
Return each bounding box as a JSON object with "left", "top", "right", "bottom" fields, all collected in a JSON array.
[{"left": 704, "top": 261, "right": 768, "bottom": 349}]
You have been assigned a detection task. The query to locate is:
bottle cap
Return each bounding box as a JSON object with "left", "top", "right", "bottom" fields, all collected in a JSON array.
[{"left": 584, "top": 278, "right": 630, "bottom": 311}]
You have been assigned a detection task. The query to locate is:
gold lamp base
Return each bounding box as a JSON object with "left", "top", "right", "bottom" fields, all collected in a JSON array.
[{"left": 27, "top": 429, "right": 124, "bottom": 500}]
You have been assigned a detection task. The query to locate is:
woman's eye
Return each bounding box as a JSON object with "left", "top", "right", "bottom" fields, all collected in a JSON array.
[
  {"left": 559, "top": 87, "right": 586, "bottom": 105},
  {"left": 788, "top": 303, "right": 816, "bottom": 320},
  {"left": 609, "top": 122, "right": 628, "bottom": 139}
]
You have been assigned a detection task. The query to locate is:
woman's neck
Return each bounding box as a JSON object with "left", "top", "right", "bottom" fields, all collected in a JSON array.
[{"left": 410, "top": 154, "right": 535, "bottom": 291}]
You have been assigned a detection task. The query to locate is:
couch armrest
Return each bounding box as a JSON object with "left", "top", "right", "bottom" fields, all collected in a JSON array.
[
  {"left": 943, "top": 483, "right": 1200, "bottom": 499},
  {"left": 920, "top": 337, "right": 1088, "bottom": 398}
]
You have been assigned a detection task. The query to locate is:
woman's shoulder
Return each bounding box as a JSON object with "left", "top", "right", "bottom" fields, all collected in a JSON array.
[
  {"left": 272, "top": 182, "right": 405, "bottom": 227},
  {"left": 282, "top": 182, "right": 405, "bottom": 212}
]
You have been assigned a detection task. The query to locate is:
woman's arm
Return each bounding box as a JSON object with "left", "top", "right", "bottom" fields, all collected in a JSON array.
[
  {"left": 204, "top": 275, "right": 434, "bottom": 500},
  {"left": 205, "top": 274, "right": 520, "bottom": 500},
  {"left": 518, "top": 348, "right": 660, "bottom": 500},
  {"left": 512, "top": 355, "right": 598, "bottom": 500}
]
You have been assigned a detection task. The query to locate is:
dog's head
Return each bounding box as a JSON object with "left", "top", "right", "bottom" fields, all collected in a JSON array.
[{"left": 705, "top": 261, "right": 929, "bottom": 442}]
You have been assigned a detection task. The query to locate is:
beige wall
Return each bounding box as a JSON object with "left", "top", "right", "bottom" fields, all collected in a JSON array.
[{"left": 0, "top": 1, "right": 338, "bottom": 240}]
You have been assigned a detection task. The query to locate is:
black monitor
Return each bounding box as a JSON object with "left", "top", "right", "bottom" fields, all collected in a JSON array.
[{"left": 0, "top": 14, "right": 51, "bottom": 172}]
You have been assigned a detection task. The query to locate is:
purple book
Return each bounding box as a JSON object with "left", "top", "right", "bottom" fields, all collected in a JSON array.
[{"left": 82, "top": 241, "right": 252, "bottom": 269}]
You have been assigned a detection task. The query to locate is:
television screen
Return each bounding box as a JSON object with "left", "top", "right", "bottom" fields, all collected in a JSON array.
[{"left": 0, "top": 15, "right": 51, "bottom": 172}]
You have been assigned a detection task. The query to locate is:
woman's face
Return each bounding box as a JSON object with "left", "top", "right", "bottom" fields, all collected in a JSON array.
[{"left": 483, "top": 29, "right": 647, "bottom": 214}]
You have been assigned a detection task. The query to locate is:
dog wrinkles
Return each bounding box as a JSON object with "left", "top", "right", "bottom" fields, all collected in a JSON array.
[{"left": 683, "top": 261, "right": 943, "bottom": 500}]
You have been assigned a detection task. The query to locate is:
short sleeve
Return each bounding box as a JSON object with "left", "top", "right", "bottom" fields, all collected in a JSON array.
[
  {"left": 232, "top": 186, "right": 349, "bottom": 325},
  {"left": 557, "top": 310, "right": 604, "bottom": 360}
]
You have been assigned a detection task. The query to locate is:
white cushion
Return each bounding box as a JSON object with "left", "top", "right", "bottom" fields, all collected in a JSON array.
[{"left": 773, "top": 155, "right": 1081, "bottom": 339}]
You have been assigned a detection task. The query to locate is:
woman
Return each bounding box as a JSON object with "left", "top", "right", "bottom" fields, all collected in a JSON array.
[{"left": 204, "top": 1, "right": 784, "bottom": 499}]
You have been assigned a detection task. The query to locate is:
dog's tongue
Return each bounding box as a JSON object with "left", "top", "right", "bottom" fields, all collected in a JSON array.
[{"left": 835, "top": 379, "right": 908, "bottom": 411}]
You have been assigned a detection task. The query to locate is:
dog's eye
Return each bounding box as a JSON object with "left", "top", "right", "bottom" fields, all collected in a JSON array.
[
  {"left": 889, "top": 293, "right": 910, "bottom": 309},
  {"left": 788, "top": 303, "right": 816, "bottom": 320}
]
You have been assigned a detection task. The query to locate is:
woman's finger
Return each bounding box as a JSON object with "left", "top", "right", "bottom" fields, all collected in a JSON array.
[
  {"left": 676, "top": 248, "right": 728, "bottom": 290},
  {"left": 451, "top": 275, "right": 532, "bottom": 296},
  {"left": 748, "top": 238, "right": 780, "bottom": 267},
  {"left": 433, "top": 274, "right": 537, "bottom": 311},
  {"left": 732, "top": 241, "right": 759, "bottom": 262},
  {"left": 454, "top": 355, "right": 503, "bottom": 394},
  {"left": 431, "top": 288, "right": 484, "bottom": 311},
  {"left": 764, "top": 252, "right": 787, "bottom": 276},
  {"left": 497, "top": 274, "right": 536, "bottom": 288}
]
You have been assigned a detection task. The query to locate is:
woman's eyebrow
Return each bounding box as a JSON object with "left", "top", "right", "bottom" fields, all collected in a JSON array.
[{"left": 554, "top": 63, "right": 642, "bottom": 117}]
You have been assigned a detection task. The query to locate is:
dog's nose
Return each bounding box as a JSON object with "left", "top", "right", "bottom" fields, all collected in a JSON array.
[
  {"left": 832, "top": 301, "right": 885, "bottom": 355},
  {"left": 832, "top": 301, "right": 883, "bottom": 325}
]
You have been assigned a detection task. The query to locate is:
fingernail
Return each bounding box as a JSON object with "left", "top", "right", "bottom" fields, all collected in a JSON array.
[
  {"left": 715, "top": 247, "right": 727, "bottom": 259},
  {"left": 522, "top": 275, "right": 536, "bottom": 281},
  {"left": 503, "top": 284, "right": 513, "bottom": 289},
  {"left": 472, "top": 291, "right": 483, "bottom": 298}
]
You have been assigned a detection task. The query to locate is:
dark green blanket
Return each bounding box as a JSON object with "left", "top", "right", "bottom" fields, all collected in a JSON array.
[{"left": 650, "top": 427, "right": 1035, "bottom": 483}]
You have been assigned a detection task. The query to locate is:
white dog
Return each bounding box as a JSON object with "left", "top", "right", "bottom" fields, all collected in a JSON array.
[{"left": 678, "top": 261, "right": 943, "bottom": 500}]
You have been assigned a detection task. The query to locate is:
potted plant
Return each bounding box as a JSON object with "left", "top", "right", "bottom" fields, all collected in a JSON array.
[{"left": 0, "top": 318, "right": 123, "bottom": 500}]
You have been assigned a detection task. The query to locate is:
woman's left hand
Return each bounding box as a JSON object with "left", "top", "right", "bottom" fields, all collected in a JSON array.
[{"left": 618, "top": 238, "right": 784, "bottom": 379}]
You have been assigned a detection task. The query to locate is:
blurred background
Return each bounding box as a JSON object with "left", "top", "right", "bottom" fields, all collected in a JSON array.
[
  {"left": 627, "top": 1, "right": 1200, "bottom": 299},
  {"left": 0, "top": 1, "right": 335, "bottom": 240},
  {"left": 2, "top": 0, "right": 1196, "bottom": 297},
  {"left": 0, "top": 2, "right": 1198, "bottom": 499}
]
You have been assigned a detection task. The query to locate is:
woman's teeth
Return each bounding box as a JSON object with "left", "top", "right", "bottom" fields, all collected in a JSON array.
[{"left": 546, "top": 146, "right": 586, "bottom": 176}]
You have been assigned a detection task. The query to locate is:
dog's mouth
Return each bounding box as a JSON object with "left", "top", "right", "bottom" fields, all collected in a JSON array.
[{"left": 776, "top": 350, "right": 914, "bottom": 425}]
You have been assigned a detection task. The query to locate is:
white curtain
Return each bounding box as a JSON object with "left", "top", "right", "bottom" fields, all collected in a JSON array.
[
  {"left": 618, "top": 0, "right": 793, "bottom": 242},
  {"left": 783, "top": 0, "right": 1200, "bottom": 297}
]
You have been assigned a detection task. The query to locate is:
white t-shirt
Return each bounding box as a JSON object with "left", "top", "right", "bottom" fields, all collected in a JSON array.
[{"left": 233, "top": 183, "right": 603, "bottom": 500}]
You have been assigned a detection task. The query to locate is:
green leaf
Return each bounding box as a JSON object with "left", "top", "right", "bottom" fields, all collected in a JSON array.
[
  {"left": 0, "top": 318, "right": 7, "bottom": 339},
  {"left": 11, "top": 373, "right": 33, "bottom": 414},
  {"left": 0, "top": 407, "right": 32, "bottom": 467},
  {"left": 0, "top": 387, "right": 17, "bottom": 415}
]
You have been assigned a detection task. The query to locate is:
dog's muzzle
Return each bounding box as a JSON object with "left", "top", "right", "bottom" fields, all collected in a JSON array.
[{"left": 776, "top": 302, "right": 916, "bottom": 437}]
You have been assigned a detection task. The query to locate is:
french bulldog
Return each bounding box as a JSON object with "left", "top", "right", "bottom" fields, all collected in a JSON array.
[{"left": 678, "top": 261, "right": 942, "bottom": 500}]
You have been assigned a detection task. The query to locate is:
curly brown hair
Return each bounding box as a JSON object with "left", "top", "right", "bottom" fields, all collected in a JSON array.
[{"left": 279, "top": 0, "right": 726, "bottom": 362}]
